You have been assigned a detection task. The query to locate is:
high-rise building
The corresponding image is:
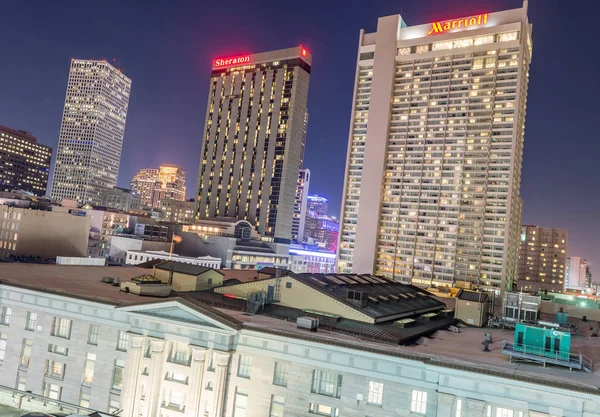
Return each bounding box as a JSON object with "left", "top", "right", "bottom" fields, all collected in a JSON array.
[
  {"left": 565, "top": 256, "right": 591, "bottom": 291},
  {"left": 195, "top": 46, "right": 312, "bottom": 242},
  {"left": 304, "top": 215, "right": 340, "bottom": 252},
  {"left": 152, "top": 164, "right": 186, "bottom": 208},
  {"left": 0, "top": 126, "right": 52, "bottom": 196},
  {"left": 517, "top": 225, "right": 567, "bottom": 293},
  {"left": 307, "top": 195, "right": 328, "bottom": 217},
  {"left": 51, "top": 59, "right": 132, "bottom": 204},
  {"left": 338, "top": 3, "right": 532, "bottom": 293},
  {"left": 159, "top": 198, "right": 195, "bottom": 223},
  {"left": 292, "top": 169, "right": 310, "bottom": 243},
  {"left": 130, "top": 168, "right": 158, "bottom": 209},
  {"left": 130, "top": 165, "right": 186, "bottom": 210}
]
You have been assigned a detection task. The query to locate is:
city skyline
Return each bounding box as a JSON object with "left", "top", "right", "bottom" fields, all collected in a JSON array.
[{"left": 1, "top": 0, "right": 599, "bottom": 270}]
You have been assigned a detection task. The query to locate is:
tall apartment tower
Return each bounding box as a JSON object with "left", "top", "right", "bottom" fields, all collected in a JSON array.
[
  {"left": 338, "top": 3, "right": 532, "bottom": 293},
  {"left": 196, "top": 46, "right": 311, "bottom": 242},
  {"left": 51, "top": 59, "right": 132, "bottom": 204},
  {"left": 0, "top": 126, "right": 52, "bottom": 196},
  {"left": 292, "top": 169, "right": 311, "bottom": 243},
  {"left": 517, "top": 225, "right": 567, "bottom": 293}
]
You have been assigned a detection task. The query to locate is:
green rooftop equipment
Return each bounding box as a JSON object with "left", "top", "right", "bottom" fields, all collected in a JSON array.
[{"left": 514, "top": 323, "right": 571, "bottom": 361}]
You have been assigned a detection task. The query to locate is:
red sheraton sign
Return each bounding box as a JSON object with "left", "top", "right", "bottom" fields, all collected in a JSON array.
[
  {"left": 428, "top": 13, "right": 489, "bottom": 35},
  {"left": 213, "top": 55, "right": 251, "bottom": 68}
]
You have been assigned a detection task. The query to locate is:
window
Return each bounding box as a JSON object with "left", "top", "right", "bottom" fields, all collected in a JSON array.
[
  {"left": 311, "top": 370, "right": 342, "bottom": 398},
  {"left": 48, "top": 344, "right": 68, "bottom": 356},
  {"left": 88, "top": 325, "right": 99, "bottom": 345},
  {"left": 164, "top": 390, "right": 184, "bottom": 409},
  {"left": 20, "top": 338, "right": 32, "bottom": 367},
  {"left": 25, "top": 312, "right": 37, "bottom": 331},
  {"left": 237, "top": 355, "right": 251, "bottom": 378},
  {"left": 456, "top": 399, "right": 462, "bottom": 417},
  {"left": 1, "top": 307, "right": 12, "bottom": 325},
  {"left": 286, "top": 282, "right": 292, "bottom": 288},
  {"left": 43, "top": 382, "right": 62, "bottom": 400},
  {"left": 116, "top": 330, "right": 129, "bottom": 351},
  {"left": 111, "top": 359, "right": 125, "bottom": 391},
  {"left": 45, "top": 360, "right": 65, "bottom": 379},
  {"left": 368, "top": 381, "right": 384, "bottom": 405},
  {"left": 51, "top": 317, "right": 72, "bottom": 339},
  {"left": 108, "top": 399, "right": 120, "bottom": 414},
  {"left": 359, "top": 52, "right": 375, "bottom": 61},
  {"left": 496, "top": 408, "right": 515, "bottom": 417},
  {"left": 166, "top": 372, "right": 188, "bottom": 384},
  {"left": 169, "top": 342, "right": 190, "bottom": 365},
  {"left": 83, "top": 353, "right": 96, "bottom": 384},
  {"left": 273, "top": 362, "right": 288, "bottom": 386},
  {"left": 0, "top": 333, "right": 7, "bottom": 361},
  {"left": 234, "top": 388, "right": 248, "bottom": 417},
  {"left": 309, "top": 403, "right": 339, "bottom": 417},
  {"left": 80, "top": 391, "right": 91, "bottom": 408},
  {"left": 269, "top": 395, "right": 285, "bottom": 417},
  {"left": 16, "top": 373, "right": 26, "bottom": 391},
  {"left": 411, "top": 390, "right": 427, "bottom": 414}
]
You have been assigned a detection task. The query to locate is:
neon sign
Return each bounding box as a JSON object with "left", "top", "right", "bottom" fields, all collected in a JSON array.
[
  {"left": 213, "top": 55, "right": 251, "bottom": 68},
  {"left": 428, "top": 13, "right": 489, "bottom": 35}
]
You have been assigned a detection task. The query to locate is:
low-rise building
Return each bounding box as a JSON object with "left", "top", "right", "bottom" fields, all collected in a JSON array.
[
  {"left": 126, "top": 249, "right": 221, "bottom": 269},
  {"left": 159, "top": 199, "right": 195, "bottom": 223},
  {"left": 153, "top": 261, "right": 223, "bottom": 291},
  {"left": 180, "top": 218, "right": 290, "bottom": 270},
  {"left": 0, "top": 205, "right": 90, "bottom": 259},
  {"left": 108, "top": 235, "right": 171, "bottom": 265},
  {"left": 0, "top": 264, "right": 597, "bottom": 417},
  {"left": 289, "top": 245, "right": 336, "bottom": 274},
  {"left": 100, "top": 187, "right": 142, "bottom": 211}
]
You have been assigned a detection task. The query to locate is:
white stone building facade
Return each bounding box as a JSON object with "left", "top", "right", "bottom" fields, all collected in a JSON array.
[{"left": 0, "top": 284, "right": 598, "bottom": 417}]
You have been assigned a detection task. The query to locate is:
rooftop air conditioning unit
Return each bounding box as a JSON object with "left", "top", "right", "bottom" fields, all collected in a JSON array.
[{"left": 297, "top": 316, "right": 319, "bottom": 332}]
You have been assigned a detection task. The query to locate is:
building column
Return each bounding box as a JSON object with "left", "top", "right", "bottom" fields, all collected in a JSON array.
[
  {"left": 212, "top": 351, "right": 231, "bottom": 417},
  {"left": 188, "top": 346, "right": 208, "bottom": 417},
  {"left": 145, "top": 339, "right": 167, "bottom": 417},
  {"left": 466, "top": 399, "right": 487, "bottom": 417},
  {"left": 436, "top": 393, "right": 455, "bottom": 417},
  {"left": 121, "top": 335, "right": 145, "bottom": 417}
]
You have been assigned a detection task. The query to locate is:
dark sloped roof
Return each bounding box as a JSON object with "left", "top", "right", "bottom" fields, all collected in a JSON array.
[
  {"left": 292, "top": 273, "right": 445, "bottom": 322},
  {"left": 456, "top": 289, "right": 489, "bottom": 303},
  {"left": 154, "top": 261, "right": 223, "bottom": 276}
]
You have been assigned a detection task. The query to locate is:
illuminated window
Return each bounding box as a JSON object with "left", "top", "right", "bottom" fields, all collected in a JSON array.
[
  {"left": 368, "top": 381, "right": 384, "bottom": 405},
  {"left": 411, "top": 390, "right": 427, "bottom": 414},
  {"left": 83, "top": 352, "right": 96, "bottom": 383}
]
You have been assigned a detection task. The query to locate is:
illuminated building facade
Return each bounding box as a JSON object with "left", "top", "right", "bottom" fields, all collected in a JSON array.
[
  {"left": 51, "top": 59, "right": 132, "bottom": 204},
  {"left": 338, "top": 3, "right": 532, "bottom": 292},
  {"left": 130, "top": 165, "right": 186, "bottom": 209},
  {"left": 292, "top": 169, "right": 310, "bottom": 243},
  {"left": 0, "top": 126, "right": 52, "bottom": 196},
  {"left": 196, "top": 46, "right": 311, "bottom": 242},
  {"left": 152, "top": 164, "right": 186, "bottom": 208},
  {"left": 306, "top": 194, "right": 328, "bottom": 217},
  {"left": 517, "top": 225, "right": 567, "bottom": 293},
  {"left": 130, "top": 168, "right": 158, "bottom": 209},
  {"left": 159, "top": 198, "right": 195, "bottom": 223}
]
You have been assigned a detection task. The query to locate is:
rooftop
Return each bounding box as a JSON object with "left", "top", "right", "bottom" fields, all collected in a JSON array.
[
  {"left": 0, "top": 264, "right": 158, "bottom": 305},
  {"left": 154, "top": 261, "right": 222, "bottom": 276},
  {"left": 292, "top": 273, "right": 445, "bottom": 321},
  {"left": 0, "top": 264, "right": 598, "bottom": 394}
]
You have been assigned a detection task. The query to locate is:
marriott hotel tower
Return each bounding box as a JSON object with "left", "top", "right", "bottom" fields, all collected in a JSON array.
[
  {"left": 196, "top": 46, "right": 311, "bottom": 242},
  {"left": 337, "top": 2, "right": 532, "bottom": 293}
]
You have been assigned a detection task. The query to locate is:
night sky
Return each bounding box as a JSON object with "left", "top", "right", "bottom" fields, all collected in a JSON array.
[{"left": 1, "top": 0, "right": 599, "bottom": 273}]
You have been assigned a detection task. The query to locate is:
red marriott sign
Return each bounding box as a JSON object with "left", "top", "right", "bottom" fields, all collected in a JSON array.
[
  {"left": 428, "top": 13, "right": 489, "bottom": 35},
  {"left": 213, "top": 55, "right": 251, "bottom": 68}
]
